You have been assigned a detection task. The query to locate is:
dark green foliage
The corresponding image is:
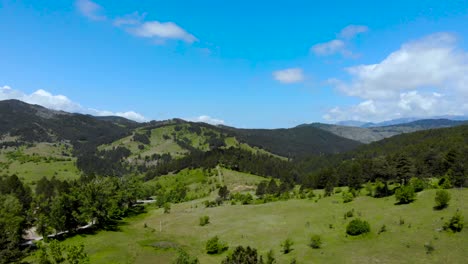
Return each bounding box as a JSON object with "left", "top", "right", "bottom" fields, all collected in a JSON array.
[
  {"left": 373, "top": 180, "right": 392, "bottom": 198},
  {"left": 133, "top": 133, "right": 150, "bottom": 145},
  {"left": 342, "top": 191, "right": 354, "bottom": 203},
  {"left": 395, "top": 185, "right": 416, "bottom": 204},
  {"left": 309, "top": 234, "right": 322, "bottom": 249},
  {"left": 218, "top": 186, "right": 230, "bottom": 200},
  {"left": 199, "top": 216, "right": 210, "bottom": 226},
  {"left": 219, "top": 125, "right": 362, "bottom": 159},
  {"left": 281, "top": 238, "right": 293, "bottom": 254},
  {"left": 346, "top": 219, "right": 371, "bottom": 236},
  {"left": 205, "top": 236, "right": 228, "bottom": 254},
  {"left": 434, "top": 190, "right": 451, "bottom": 210},
  {"left": 0, "top": 194, "right": 25, "bottom": 264},
  {"left": 378, "top": 224, "right": 387, "bottom": 234},
  {"left": 221, "top": 246, "right": 260, "bottom": 264},
  {"left": 443, "top": 211, "right": 464, "bottom": 232},
  {"left": 344, "top": 209, "right": 354, "bottom": 219},
  {"left": 265, "top": 250, "right": 276, "bottom": 264},
  {"left": 173, "top": 250, "right": 199, "bottom": 264},
  {"left": 255, "top": 181, "right": 267, "bottom": 197},
  {"left": 36, "top": 242, "right": 89, "bottom": 264},
  {"left": 409, "top": 177, "right": 425, "bottom": 192}
]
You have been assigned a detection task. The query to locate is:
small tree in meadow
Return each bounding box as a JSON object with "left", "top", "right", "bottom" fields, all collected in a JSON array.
[
  {"left": 434, "top": 190, "right": 451, "bottom": 210},
  {"left": 205, "top": 236, "right": 228, "bottom": 254},
  {"left": 281, "top": 238, "right": 293, "bottom": 254},
  {"left": 346, "top": 219, "right": 370, "bottom": 236},
  {"left": 443, "top": 211, "right": 464, "bottom": 232},
  {"left": 309, "top": 234, "right": 322, "bottom": 249},
  {"left": 395, "top": 185, "right": 415, "bottom": 204},
  {"left": 199, "top": 216, "right": 210, "bottom": 226}
]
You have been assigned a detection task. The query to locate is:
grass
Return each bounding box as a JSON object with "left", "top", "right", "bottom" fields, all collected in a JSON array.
[
  {"left": 0, "top": 143, "right": 80, "bottom": 185},
  {"left": 40, "top": 188, "right": 467, "bottom": 264}
]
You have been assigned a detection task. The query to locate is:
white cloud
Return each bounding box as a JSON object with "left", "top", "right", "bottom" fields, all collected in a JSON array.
[
  {"left": 0, "top": 85, "right": 147, "bottom": 122},
  {"left": 187, "top": 115, "right": 225, "bottom": 125},
  {"left": 311, "top": 25, "right": 368, "bottom": 57},
  {"left": 324, "top": 32, "right": 468, "bottom": 122},
  {"left": 128, "top": 21, "right": 197, "bottom": 43},
  {"left": 75, "top": 1, "right": 197, "bottom": 44},
  {"left": 113, "top": 12, "right": 146, "bottom": 27},
  {"left": 311, "top": 39, "right": 347, "bottom": 56},
  {"left": 75, "top": 0, "right": 106, "bottom": 21},
  {"left": 339, "top": 25, "right": 369, "bottom": 39},
  {"left": 272, "top": 68, "right": 305, "bottom": 84}
]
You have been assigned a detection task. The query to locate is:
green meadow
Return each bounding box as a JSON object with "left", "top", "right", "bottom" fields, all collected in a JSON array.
[{"left": 49, "top": 188, "right": 467, "bottom": 264}]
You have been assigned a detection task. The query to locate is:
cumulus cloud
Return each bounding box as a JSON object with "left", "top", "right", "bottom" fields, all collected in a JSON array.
[
  {"left": 339, "top": 25, "right": 369, "bottom": 39},
  {"left": 0, "top": 85, "right": 146, "bottom": 122},
  {"left": 324, "top": 32, "right": 468, "bottom": 122},
  {"left": 311, "top": 24, "right": 368, "bottom": 57},
  {"left": 75, "top": 0, "right": 106, "bottom": 21},
  {"left": 75, "top": 1, "right": 197, "bottom": 44},
  {"left": 272, "top": 68, "right": 305, "bottom": 84},
  {"left": 187, "top": 115, "right": 225, "bottom": 125},
  {"left": 128, "top": 21, "right": 197, "bottom": 43}
]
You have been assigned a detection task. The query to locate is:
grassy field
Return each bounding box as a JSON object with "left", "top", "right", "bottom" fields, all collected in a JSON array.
[
  {"left": 47, "top": 188, "right": 467, "bottom": 264},
  {"left": 0, "top": 143, "right": 80, "bottom": 184}
]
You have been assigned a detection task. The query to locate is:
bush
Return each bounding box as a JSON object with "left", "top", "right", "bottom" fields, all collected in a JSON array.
[
  {"left": 344, "top": 209, "right": 354, "bottom": 219},
  {"left": 221, "top": 246, "right": 260, "bottom": 264},
  {"left": 434, "top": 190, "right": 451, "bottom": 210},
  {"left": 173, "top": 249, "right": 199, "bottom": 264},
  {"left": 281, "top": 238, "right": 293, "bottom": 254},
  {"left": 378, "top": 224, "right": 387, "bottom": 234},
  {"left": 199, "top": 216, "right": 210, "bottom": 226},
  {"left": 309, "top": 234, "right": 322, "bottom": 249},
  {"left": 342, "top": 192, "right": 354, "bottom": 203},
  {"left": 424, "top": 241, "right": 435, "bottom": 255},
  {"left": 205, "top": 236, "right": 228, "bottom": 254},
  {"left": 443, "top": 211, "right": 464, "bottom": 232},
  {"left": 395, "top": 185, "right": 415, "bottom": 204},
  {"left": 410, "top": 177, "right": 425, "bottom": 192},
  {"left": 163, "top": 203, "right": 171, "bottom": 214},
  {"left": 346, "top": 219, "right": 371, "bottom": 236}
]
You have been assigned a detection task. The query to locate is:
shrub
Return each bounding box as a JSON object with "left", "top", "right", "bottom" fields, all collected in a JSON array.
[
  {"left": 205, "top": 236, "right": 228, "bottom": 254},
  {"left": 221, "top": 246, "right": 260, "bottom": 264},
  {"left": 434, "top": 190, "right": 451, "bottom": 210},
  {"left": 309, "top": 234, "right": 322, "bottom": 249},
  {"left": 346, "top": 219, "right": 370, "bottom": 236},
  {"left": 342, "top": 192, "right": 354, "bottom": 203},
  {"left": 173, "top": 249, "right": 199, "bottom": 264},
  {"left": 378, "top": 224, "right": 387, "bottom": 234},
  {"left": 344, "top": 209, "right": 354, "bottom": 219},
  {"left": 163, "top": 203, "right": 171, "bottom": 214},
  {"left": 395, "top": 185, "right": 415, "bottom": 204},
  {"left": 281, "top": 238, "right": 293, "bottom": 254},
  {"left": 443, "top": 211, "right": 464, "bottom": 232},
  {"left": 410, "top": 177, "right": 425, "bottom": 192},
  {"left": 199, "top": 216, "right": 210, "bottom": 226},
  {"left": 439, "top": 176, "right": 452, "bottom": 189},
  {"left": 424, "top": 241, "right": 435, "bottom": 255},
  {"left": 265, "top": 250, "right": 275, "bottom": 264}
]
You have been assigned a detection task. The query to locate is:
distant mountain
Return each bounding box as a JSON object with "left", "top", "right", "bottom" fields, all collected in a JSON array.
[
  {"left": 337, "top": 115, "right": 468, "bottom": 128},
  {"left": 0, "top": 99, "right": 134, "bottom": 152},
  {"left": 306, "top": 119, "right": 468, "bottom": 143},
  {"left": 0, "top": 100, "right": 362, "bottom": 160},
  {"left": 218, "top": 125, "right": 362, "bottom": 158}
]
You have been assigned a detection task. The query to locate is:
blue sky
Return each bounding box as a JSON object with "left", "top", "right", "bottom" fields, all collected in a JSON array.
[{"left": 1, "top": 0, "right": 468, "bottom": 128}]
